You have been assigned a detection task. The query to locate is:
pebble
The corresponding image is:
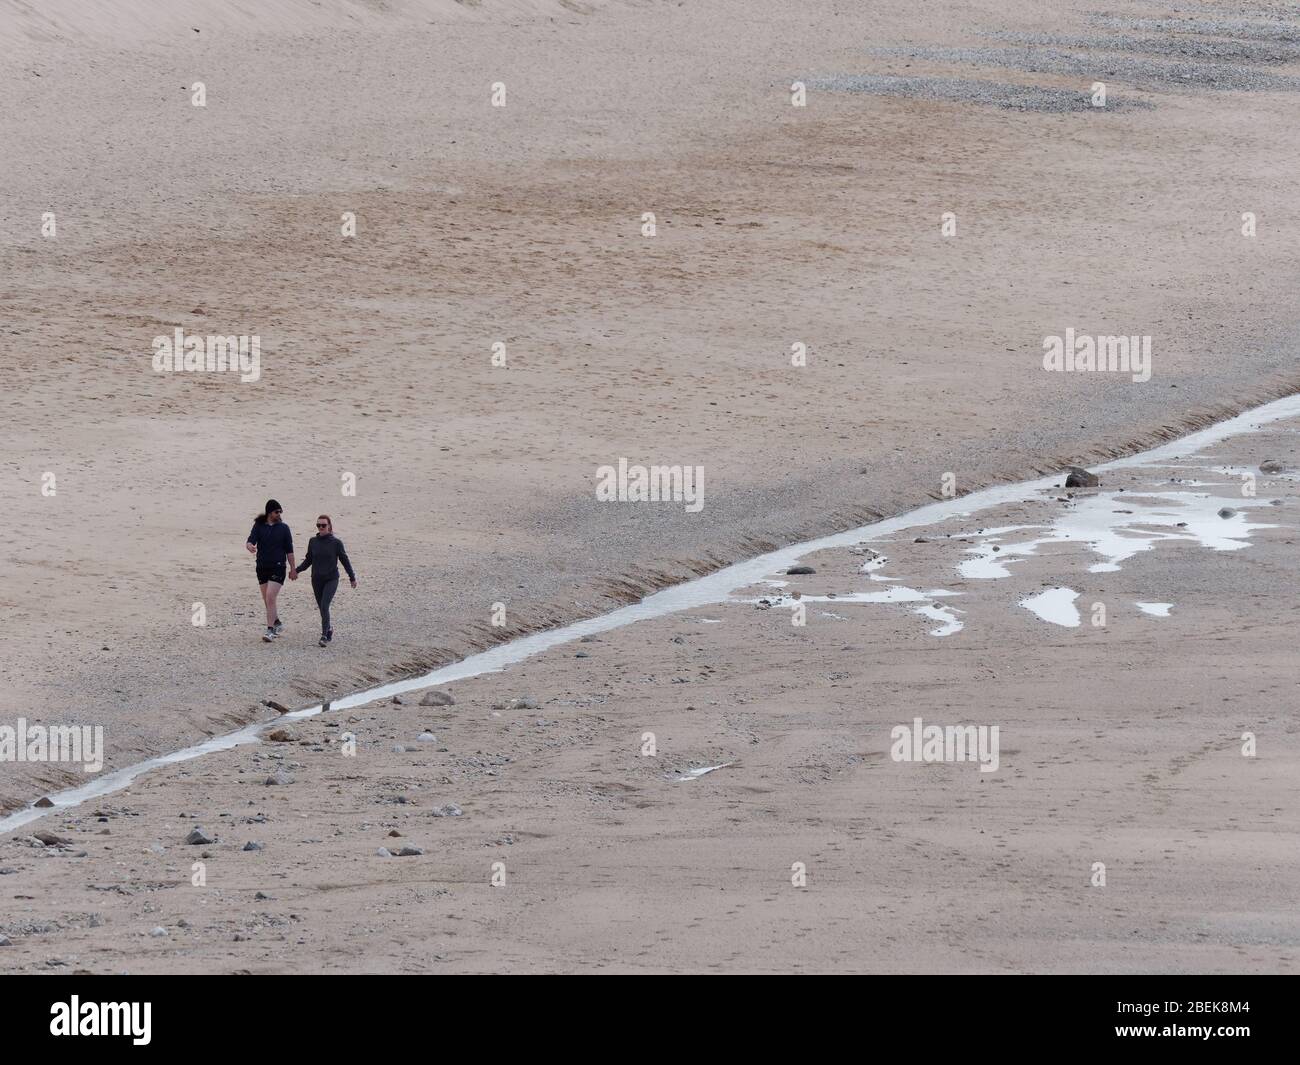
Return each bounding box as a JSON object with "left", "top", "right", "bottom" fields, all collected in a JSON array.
[
  {"left": 149, "top": 927, "right": 168, "bottom": 938},
  {"left": 420, "top": 690, "right": 455, "bottom": 707},
  {"left": 242, "top": 841, "right": 263, "bottom": 852},
  {"left": 494, "top": 695, "right": 539, "bottom": 710},
  {"left": 432, "top": 804, "right": 463, "bottom": 818},
  {"left": 184, "top": 827, "right": 215, "bottom": 846}
]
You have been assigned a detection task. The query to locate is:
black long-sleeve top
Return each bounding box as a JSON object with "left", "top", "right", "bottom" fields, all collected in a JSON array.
[{"left": 247, "top": 520, "right": 293, "bottom": 564}]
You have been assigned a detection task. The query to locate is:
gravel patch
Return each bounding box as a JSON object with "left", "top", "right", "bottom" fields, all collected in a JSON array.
[
  {"left": 805, "top": 73, "right": 1152, "bottom": 112},
  {"left": 864, "top": 44, "right": 1300, "bottom": 92},
  {"left": 989, "top": 29, "right": 1300, "bottom": 65},
  {"left": 1088, "top": 14, "right": 1300, "bottom": 46}
]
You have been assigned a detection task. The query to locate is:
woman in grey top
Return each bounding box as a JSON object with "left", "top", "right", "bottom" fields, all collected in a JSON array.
[{"left": 291, "top": 515, "right": 357, "bottom": 647}]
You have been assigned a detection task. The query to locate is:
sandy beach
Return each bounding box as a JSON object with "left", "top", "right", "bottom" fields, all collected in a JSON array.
[
  {"left": 3, "top": 0, "right": 1299, "bottom": 974},
  {"left": 3, "top": 396, "right": 1297, "bottom": 973}
]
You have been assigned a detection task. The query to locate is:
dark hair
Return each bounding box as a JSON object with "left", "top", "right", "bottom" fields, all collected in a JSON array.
[{"left": 254, "top": 498, "right": 283, "bottom": 524}]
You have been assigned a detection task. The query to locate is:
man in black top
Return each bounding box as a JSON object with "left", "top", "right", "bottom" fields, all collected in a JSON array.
[
  {"left": 245, "top": 499, "right": 295, "bottom": 642},
  {"left": 291, "top": 514, "right": 357, "bottom": 647}
]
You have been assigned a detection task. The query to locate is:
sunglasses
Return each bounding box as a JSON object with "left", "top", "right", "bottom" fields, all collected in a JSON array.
[{"left": 316, "top": 522, "right": 329, "bottom": 528}]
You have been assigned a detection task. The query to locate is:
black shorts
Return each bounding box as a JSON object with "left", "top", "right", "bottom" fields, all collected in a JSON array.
[{"left": 256, "top": 562, "right": 287, "bottom": 586}]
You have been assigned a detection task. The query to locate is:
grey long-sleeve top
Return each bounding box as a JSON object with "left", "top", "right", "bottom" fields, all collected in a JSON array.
[{"left": 296, "top": 534, "right": 355, "bottom": 582}]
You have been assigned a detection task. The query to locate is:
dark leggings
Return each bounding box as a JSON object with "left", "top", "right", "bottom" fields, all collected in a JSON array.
[{"left": 313, "top": 575, "right": 338, "bottom": 636}]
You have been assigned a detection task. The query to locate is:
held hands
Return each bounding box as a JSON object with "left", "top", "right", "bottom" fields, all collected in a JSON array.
[{"left": 289, "top": 569, "right": 299, "bottom": 581}]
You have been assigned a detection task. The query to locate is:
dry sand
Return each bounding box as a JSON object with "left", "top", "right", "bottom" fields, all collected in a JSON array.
[{"left": 2, "top": 0, "right": 1299, "bottom": 972}]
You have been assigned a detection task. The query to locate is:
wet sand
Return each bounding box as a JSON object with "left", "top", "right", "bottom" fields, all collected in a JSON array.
[{"left": 3, "top": 404, "right": 1296, "bottom": 973}]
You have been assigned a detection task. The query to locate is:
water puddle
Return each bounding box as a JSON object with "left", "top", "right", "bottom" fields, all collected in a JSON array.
[
  {"left": 1021, "top": 587, "right": 1082, "bottom": 627},
  {"left": 737, "top": 587, "right": 965, "bottom": 636},
  {"left": 916, "top": 603, "right": 964, "bottom": 636},
  {"left": 957, "top": 491, "right": 1276, "bottom": 578},
  {"left": 673, "top": 762, "right": 733, "bottom": 782},
  {"left": 860, "top": 553, "right": 892, "bottom": 578}
]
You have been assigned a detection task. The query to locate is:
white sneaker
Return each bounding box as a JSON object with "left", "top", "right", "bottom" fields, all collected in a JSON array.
[{"left": 262, "top": 628, "right": 277, "bottom": 642}]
